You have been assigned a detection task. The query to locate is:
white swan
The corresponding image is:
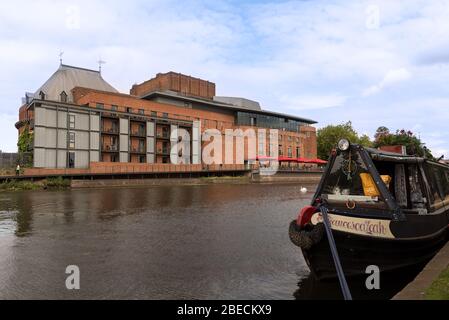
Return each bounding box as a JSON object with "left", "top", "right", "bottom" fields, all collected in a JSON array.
[{"left": 300, "top": 186, "right": 308, "bottom": 193}]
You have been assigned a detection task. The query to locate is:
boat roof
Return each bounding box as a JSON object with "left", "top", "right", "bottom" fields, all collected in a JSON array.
[{"left": 363, "top": 146, "right": 449, "bottom": 167}]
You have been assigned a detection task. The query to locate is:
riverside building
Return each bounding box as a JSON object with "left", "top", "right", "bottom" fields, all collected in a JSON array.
[{"left": 16, "top": 64, "right": 317, "bottom": 170}]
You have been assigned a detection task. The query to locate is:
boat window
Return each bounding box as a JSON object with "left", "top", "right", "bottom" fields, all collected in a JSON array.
[
  {"left": 427, "top": 164, "right": 449, "bottom": 202},
  {"left": 373, "top": 161, "right": 410, "bottom": 209},
  {"left": 423, "top": 163, "right": 444, "bottom": 208},
  {"left": 407, "top": 164, "right": 426, "bottom": 210},
  {"left": 320, "top": 149, "right": 386, "bottom": 205}
]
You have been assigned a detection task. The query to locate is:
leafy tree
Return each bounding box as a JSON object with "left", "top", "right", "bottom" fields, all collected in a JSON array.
[
  {"left": 374, "top": 127, "right": 433, "bottom": 159},
  {"left": 317, "top": 121, "right": 373, "bottom": 160},
  {"left": 374, "top": 126, "right": 390, "bottom": 140},
  {"left": 17, "top": 125, "right": 34, "bottom": 167},
  {"left": 17, "top": 126, "right": 33, "bottom": 153}
]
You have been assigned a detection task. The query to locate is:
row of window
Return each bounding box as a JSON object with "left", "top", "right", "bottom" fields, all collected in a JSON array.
[
  {"left": 38, "top": 91, "right": 68, "bottom": 103},
  {"left": 278, "top": 146, "right": 301, "bottom": 157},
  {"left": 95, "top": 103, "right": 168, "bottom": 118}
]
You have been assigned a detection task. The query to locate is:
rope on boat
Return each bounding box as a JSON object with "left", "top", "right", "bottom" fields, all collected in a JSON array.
[{"left": 320, "top": 205, "right": 352, "bottom": 300}]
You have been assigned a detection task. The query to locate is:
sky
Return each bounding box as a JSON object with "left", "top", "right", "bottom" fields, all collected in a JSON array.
[{"left": 1, "top": 0, "right": 449, "bottom": 156}]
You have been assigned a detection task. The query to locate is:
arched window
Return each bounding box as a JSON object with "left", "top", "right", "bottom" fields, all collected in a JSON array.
[
  {"left": 60, "top": 91, "right": 68, "bottom": 103},
  {"left": 39, "top": 91, "right": 45, "bottom": 100}
]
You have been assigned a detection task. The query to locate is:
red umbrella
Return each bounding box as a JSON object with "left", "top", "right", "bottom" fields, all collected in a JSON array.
[
  {"left": 278, "top": 156, "right": 297, "bottom": 162},
  {"left": 310, "top": 158, "right": 327, "bottom": 164}
]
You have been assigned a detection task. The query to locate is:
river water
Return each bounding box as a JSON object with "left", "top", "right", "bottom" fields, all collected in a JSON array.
[{"left": 0, "top": 183, "right": 420, "bottom": 299}]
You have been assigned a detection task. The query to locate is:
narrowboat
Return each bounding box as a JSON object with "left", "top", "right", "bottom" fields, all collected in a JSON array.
[{"left": 289, "top": 139, "right": 449, "bottom": 280}]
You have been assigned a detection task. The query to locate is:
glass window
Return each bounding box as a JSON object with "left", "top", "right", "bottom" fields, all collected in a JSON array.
[
  {"left": 126, "top": 107, "right": 132, "bottom": 113},
  {"left": 288, "top": 147, "right": 292, "bottom": 157},
  {"left": 138, "top": 109, "right": 144, "bottom": 115},
  {"left": 69, "top": 114, "right": 75, "bottom": 129},
  {"left": 69, "top": 132, "right": 75, "bottom": 149},
  {"left": 151, "top": 111, "right": 157, "bottom": 117},
  {"left": 279, "top": 145, "right": 283, "bottom": 156},
  {"left": 320, "top": 149, "right": 388, "bottom": 207},
  {"left": 67, "top": 152, "right": 75, "bottom": 168},
  {"left": 60, "top": 91, "right": 68, "bottom": 103},
  {"left": 407, "top": 164, "right": 426, "bottom": 209},
  {"left": 111, "top": 105, "right": 118, "bottom": 111},
  {"left": 162, "top": 112, "right": 168, "bottom": 118},
  {"left": 96, "top": 103, "right": 104, "bottom": 109},
  {"left": 424, "top": 164, "right": 443, "bottom": 205}
]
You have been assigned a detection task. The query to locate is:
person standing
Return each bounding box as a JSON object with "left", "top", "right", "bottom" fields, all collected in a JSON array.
[{"left": 16, "top": 164, "right": 20, "bottom": 176}]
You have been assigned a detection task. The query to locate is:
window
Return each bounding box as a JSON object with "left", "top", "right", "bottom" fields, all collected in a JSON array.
[
  {"left": 67, "top": 152, "right": 75, "bottom": 168},
  {"left": 288, "top": 147, "right": 292, "bottom": 158},
  {"left": 60, "top": 91, "right": 68, "bottom": 103},
  {"left": 162, "top": 112, "right": 168, "bottom": 118},
  {"left": 138, "top": 109, "right": 144, "bottom": 115},
  {"left": 296, "top": 147, "right": 300, "bottom": 157},
  {"left": 111, "top": 105, "right": 118, "bottom": 111},
  {"left": 126, "top": 107, "right": 132, "bottom": 113},
  {"left": 279, "top": 145, "right": 283, "bottom": 156},
  {"left": 288, "top": 136, "right": 292, "bottom": 142},
  {"left": 424, "top": 163, "right": 445, "bottom": 207},
  {"left": 39, "top": 91, "right": 45, "bottom": 100},
  {"left": 69, "top": 114, "right": 75, "bottom": 129},
  {"left": 151, "top": 111, "right": 157, "bottom": 117},
  {"left": 139, "top": 155, "right": 146, "bottom": 163},
  {"left": 320, "top": 149, "right": 386, "bottom": 206},
  {"left": 69, "top": 132, "right": 75, "bottom": 149},
  {"left": 250, "top": 117, "right": 256, "bottom": 126},
  {"left": 96, "top": 103, "right": 104, "bottom": 109},
  {"left": 269, "top": 144, "right": 276, "bottom": 157}
]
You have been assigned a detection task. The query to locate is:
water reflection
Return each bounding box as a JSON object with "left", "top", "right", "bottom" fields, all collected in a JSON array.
[
  {"left": 0, "top": 184, "right": 421, "bottom": 299},
  {"left": 294, "top": 264, "right": 426, "bottom": 300}
]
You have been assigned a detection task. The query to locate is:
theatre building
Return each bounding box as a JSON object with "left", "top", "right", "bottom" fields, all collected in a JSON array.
[{"left": 16, "top": 64, "right": 317, "bottom": 169}]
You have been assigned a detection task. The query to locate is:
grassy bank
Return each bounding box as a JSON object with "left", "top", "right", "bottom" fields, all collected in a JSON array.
[
  {"left": 0, "top": 177, "right": 70, "bottom": 191},
  {"left": 424, "top": 266, "right": 449, "bottom": 300}
]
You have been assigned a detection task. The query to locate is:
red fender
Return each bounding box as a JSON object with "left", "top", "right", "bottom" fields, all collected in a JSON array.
[{"left": 296, "top": 206, "right": 317, "bottom": 227}]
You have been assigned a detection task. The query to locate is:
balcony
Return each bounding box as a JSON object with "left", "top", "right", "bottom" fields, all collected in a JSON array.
[
  {"left": 130, "top": 129, "right": 146, "bottom": 137},
  {"left": 130, "top": 146, "right": 146, "bottom": 154},
  {"left": 102, "top": 144, "right": 119, "bottom": 152},
  {"left": 156, "top": 132, "right": 170, "bottom": 139},
  {"left": 101, "top": 126, "right": 119, "bottom": 135},
  {"left": 156, "top": 148, "right": 170, "bottom": 155}
]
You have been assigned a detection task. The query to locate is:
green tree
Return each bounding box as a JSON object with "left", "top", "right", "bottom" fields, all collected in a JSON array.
[
  {"left": 17, "top": 125, "right": 34, "bottom": 167},
  {"left": 317, "top": 121, "right": 373, "bottom": 160},
  {"left": 374, "top": 127, "right": 433, "bottom": 159}
]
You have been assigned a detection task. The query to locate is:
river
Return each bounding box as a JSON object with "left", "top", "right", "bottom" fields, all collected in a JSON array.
[{"left": 0, "top": 183, "right": 420, "bottom": 299}]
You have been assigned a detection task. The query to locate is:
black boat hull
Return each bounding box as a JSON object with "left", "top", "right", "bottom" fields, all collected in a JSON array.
[{"left": 297, "top": 222, "right": 448, "bottom": 280}]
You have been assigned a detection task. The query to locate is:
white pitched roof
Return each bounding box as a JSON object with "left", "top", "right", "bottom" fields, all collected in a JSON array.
[{"left": 34, "top": 64, "right": 118, "bottom": 103}]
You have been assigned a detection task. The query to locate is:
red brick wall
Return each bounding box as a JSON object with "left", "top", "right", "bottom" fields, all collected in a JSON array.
[{"left": 130, "top": 72, "right": 216, "bottom": 99}]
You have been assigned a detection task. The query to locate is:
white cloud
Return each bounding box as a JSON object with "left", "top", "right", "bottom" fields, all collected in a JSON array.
[
  {"left": 362, "top": 68, "right": 411, "bottom": 96},
  {"left": 2, "top": 0, "right": 449, "bottom": 155}
]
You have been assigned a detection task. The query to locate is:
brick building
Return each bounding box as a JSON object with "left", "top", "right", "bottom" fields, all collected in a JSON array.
[{"left": 16, "top": 64, "right": 317, "bottom": 169}]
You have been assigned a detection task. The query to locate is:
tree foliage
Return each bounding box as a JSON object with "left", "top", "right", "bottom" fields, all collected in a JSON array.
[
  {"left": 374, "top": 127, "right": 434, "bottom": 159},
  {"left": 317, "top": 121, "right": 373, "bottom": 160},
  {"left": 17, "top": 125, "right": 34, "bottom": 167},
  {"left": 17, "top": 126, "right": 33, "bottom": 153}
]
